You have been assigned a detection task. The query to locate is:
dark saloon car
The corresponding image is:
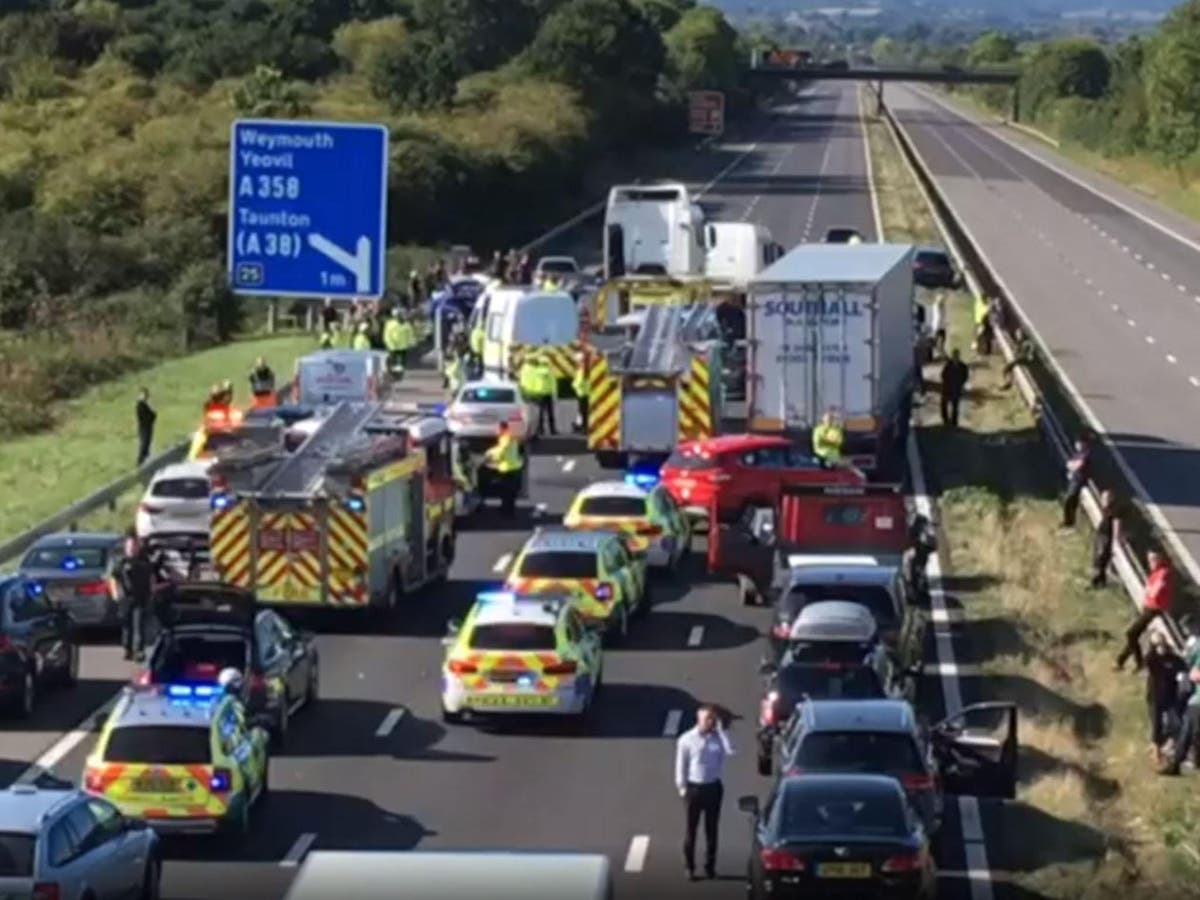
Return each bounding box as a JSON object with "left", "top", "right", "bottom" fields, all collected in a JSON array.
[
  {"left": 19, "top": 531, "right": 124, "bottom": 628},
  {"left": 739, "top": 774, "right": 937, "bottom": 899},
  {"left": 0, "top": 576, "right": 79, "bottom": 717},
  {"left": 913, "top": 247, "right": 960, "bottom": 290}
]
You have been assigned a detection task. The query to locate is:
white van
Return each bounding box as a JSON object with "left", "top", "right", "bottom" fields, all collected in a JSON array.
[
  {"left": 284, "top": 851, "right": 613, "bottom": 900},
  {"left": 482, "top": 289, "right": 580, "bottom": 382},
  {"left": 293, "top": 350, "right": 393, "bottom": 406},
  {"left": 705, "top": 221, "right": 784, "bottom": 289}
]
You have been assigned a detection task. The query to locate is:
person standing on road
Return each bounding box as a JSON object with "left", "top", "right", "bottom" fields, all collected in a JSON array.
[
  {"left": 811, "top": 410, "right": 844, "bottom": 464},
  {"left": 118, "top": 530, "right": 153, "bottom": 662},
  {"left": 1117, "top": 551, "right": 1173, "bottom": 671},
  {"left": 940, "top": 350, "right": 969, "bottom": 427},
  {"left": 483, "top": 421, "right": 523, "bottom": 518},
  {"left": 1146, "top": 632, "right": 1186, "bottom": 767},
  {"left": 675, "top": 704, "right": 733, "bottom": 881},
  {"left": 135, "top": 388, "right": 156, "bottom": 467},
  {"left": 1091, "top": 490, "right": 1121, "bottom": 588},
  {"left": 1161, "top": 633, "right": 1200, "bottom": 775},
  {"left": 1061, "top": 438, "right": 1092, "bottom": 528},
  {"left": 929, "top": 293, "right": 946, "bottom": 359}
]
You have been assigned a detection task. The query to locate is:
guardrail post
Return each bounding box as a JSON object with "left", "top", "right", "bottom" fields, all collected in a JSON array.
[{"left": 1011, "top": 84, "right": 1020, "bottom": 123}]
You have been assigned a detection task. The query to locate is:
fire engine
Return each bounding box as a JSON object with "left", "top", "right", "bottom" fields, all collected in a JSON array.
[{"left": 206, "top": 402, "right": 456, "bottom": 609}]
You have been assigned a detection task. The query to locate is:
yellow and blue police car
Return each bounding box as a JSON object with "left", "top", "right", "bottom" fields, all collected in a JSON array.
[
  {"left": 83, "top": 674, "right": 270, "bottom": 837},
  {"left": 440, "top": 591, "right": 603, "bottom": 724},
  {"left": 505, "top": 527, "right": 648, "bottom": 643},
  {"left": 563, "top": 474, "right": 692, "bottom": 570}
]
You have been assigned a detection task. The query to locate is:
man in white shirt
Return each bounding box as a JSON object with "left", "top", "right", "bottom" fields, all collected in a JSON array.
[{"left": 674, "top": 704, "right": 734, "bottom": 880}]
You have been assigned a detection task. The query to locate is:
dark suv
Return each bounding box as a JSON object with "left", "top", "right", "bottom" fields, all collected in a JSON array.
[{"left": 913, "top": 247, "right": 960, "bottom": 289}]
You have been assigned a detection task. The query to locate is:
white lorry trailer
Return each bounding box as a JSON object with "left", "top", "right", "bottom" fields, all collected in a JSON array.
[
  {"left": 746, "top": 243, "right": 916, "bottom": 476},
  {"left": 603, "top": 182, "right": 706, "bottom": 279}
]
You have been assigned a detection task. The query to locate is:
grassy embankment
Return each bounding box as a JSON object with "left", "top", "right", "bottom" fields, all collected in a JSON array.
[
  {"left": 0, "top": 333, "right": 313, "bottom": 556},
  {"left": 862, "top": 87, "right": 1200, "bottom": 898}
]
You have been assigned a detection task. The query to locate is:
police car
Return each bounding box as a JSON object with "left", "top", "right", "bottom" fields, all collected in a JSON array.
[
  {"left": 440, "top": 591, "right": 603, "bottom": 724},
  {"left": 562, "top": 474, "right": 691, "bottom": 569},
  {"left": 83, "top": 672, "right": 270, "bottom": 836},
  {"left": 506, "top": 527, "right": 648, "bottom": 643}
]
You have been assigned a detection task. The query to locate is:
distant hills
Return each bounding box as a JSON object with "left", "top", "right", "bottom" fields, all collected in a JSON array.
[{"left": 717, "top": 0, "right": 1176, "bottom": 17}]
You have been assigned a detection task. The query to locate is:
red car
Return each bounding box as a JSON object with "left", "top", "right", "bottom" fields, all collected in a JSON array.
[{"left": 661, "top": 434, "right": 866, "bottom": 527}]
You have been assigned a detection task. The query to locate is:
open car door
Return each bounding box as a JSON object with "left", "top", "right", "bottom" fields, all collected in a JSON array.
[
  {"left": 143, "top": 533, "right": 213, "bottom": 583},
  {"left": 155, "top": 581, "right": 257, "bottom": 631},
  {"left": 706, "top": 497, "right": 776, "bottom": 605},
  {"left": 931, "top": 701, "right": 1018, "bottom": 799}
]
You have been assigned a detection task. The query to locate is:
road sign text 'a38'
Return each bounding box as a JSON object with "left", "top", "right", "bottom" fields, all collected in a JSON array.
[{"left": 228, "top": 119, "right": 389, "bottom": 299}]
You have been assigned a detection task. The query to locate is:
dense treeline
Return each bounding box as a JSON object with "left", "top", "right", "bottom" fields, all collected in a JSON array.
[{"left": 0, "top": 0, "right": 747, "bottom": 435}]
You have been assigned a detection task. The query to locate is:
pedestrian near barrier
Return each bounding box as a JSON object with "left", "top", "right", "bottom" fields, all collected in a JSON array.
[
  {"left": 1116, "top": 551, "right": 1173, "bottom": 671},
  {"left": 1091, "top": 489, "right": 1121, "bottom": 588},
  {"left": 1061, "top": 438, "right": 1091, "bottom": 528},
  {"left": 1161, "top": 632, "right": 1200, "bottom": 775},
  {"left": 674, "top": 704, "right": 733, "bottom": 880},
  {"left": 1146, "top": 632, "right": 1186, "bottom": 767},
  {"left": 135, "top": 388, "right": 156, "bottom": 467}
]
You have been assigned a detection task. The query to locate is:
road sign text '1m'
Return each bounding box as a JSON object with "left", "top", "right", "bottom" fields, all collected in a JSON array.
[{"left": 228, "top": 119, "right": 389, "bottom": 299}]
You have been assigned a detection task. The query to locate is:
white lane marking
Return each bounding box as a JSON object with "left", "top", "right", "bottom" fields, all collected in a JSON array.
[
  {"left": 556, "top": 455, "right": 564, "bottom": 463},
  {"left": 663, "top": 709, "right": 683, "bottom": 737},
  {"left": 931, "top": 606, "right": 963, "bottom": 623},
  {"left": 686, "top": 625, "right": 704, "bottom": 647},
  {"left": 534, "top": 502, "right": 547, "bottom": 517},
  {"left": 624, "top": 835, "right": 650, "bottom": 872},
  {"left": 1168, "top": 354, "right": 1178, "bottom": 364},
  {"left": 17, "top": 695, "right": 120, "bottom": 784},
  {"left": 492, "top": 553, "right": 512, "bottom": 573},
  {"left": 1191, "top": 376, "right": 1200, "bottom": 387},
  {"left": 1162, "top": 272, "right": 1171, "bottom": 281},
  {"left": 281, "top": 833, "right": 317, "bottom": 868},
  {"left": 695, "top": 124, "right": 772, "bottom": 199},
  {"left": 1111, "top": 304, "right": 1120, "bottom": 312},
  {"left": 562, "top": 458, "right": 576, "bottom": 473},
  {"left": 859, "top": 85, "right": 885, "bottom": 241},
  {"left": 1179, "top": 284, "right": 1188, "bottom": 293},
  {"left": 1127, "top": 319, "right": 1137, "bottom": 327},
  {"left": 1146, "top": 335, "right": 1156, "bottom": 345},
  {"left": 375, "top": 707, "right": 406, "bottom": 737}
]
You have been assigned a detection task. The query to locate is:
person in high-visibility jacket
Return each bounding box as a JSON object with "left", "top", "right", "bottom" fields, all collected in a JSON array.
[
  {"left": 468, "top": 321, "right": 484, "bottom": 378},
  {"left": 519, "top": 351, "right": 557, "bottom": 438},
  {"left": 383, "top": 309, "right": 406, "bottom": 371},
  {"left": 248, "top": 357, "right": 276, "bottom": 409},
  {"left": 397, "top": 312, "right": 416, "bottom": 366},
  {"left": 319, "top": 326, "right": 336, "bottom": 349},
  {"left": 973, "top": 294, "right": 994, "bottom": 356},
  {"left": 352, "top": 321, "right": 373, "bottom": 351},
  {"left": 572, "top": 349, "right": 588, "bottom": 433},
  {"left": 445, "top": 349, "right": 465, "bottom": 397},
  {"left": 812, "top": 411, "right": 844, "bottom": 464},
  {"left": 483, "top": 421, "right": 523, "bottom": 517}
]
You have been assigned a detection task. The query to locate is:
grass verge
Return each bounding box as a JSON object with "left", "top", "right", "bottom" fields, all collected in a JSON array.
[
  {"left": 863, "top": 89, "right": 1200, "bottom": 897},
  {"left": 0, "top": 332, "right": 315, "bottom": 543}
]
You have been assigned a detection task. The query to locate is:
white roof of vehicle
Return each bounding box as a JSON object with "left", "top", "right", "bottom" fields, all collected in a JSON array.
[
  {"left": 153, "top": 461, "right": 211, "bottom": 482},
  {"left": 577, "top": 481, "right": 648, "bottom": 500},
  {"left": 790, "top": 601, "right": 878, "bottom": 642},
  {"left": 754, "top": 243, "right": 913, "bottom": 284},
  {"left": 455, "top": 380, "right": 520, "bottom": 399},
  {"left": 472, "top": 594, "right": 562, "bottom": 628}
]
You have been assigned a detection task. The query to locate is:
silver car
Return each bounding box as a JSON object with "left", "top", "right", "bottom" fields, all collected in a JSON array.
[
  {"left": 0, "top": 783, "right": 160, "bottom": 900},
  {"left": 19, "top": 533, "right": 124, "bottom": 628},
  {"left": 135, "top": 462, "right": 211, "bottom": 540},
  {"left": 445, "top": 380, "right": 530, "bottom": 448}
]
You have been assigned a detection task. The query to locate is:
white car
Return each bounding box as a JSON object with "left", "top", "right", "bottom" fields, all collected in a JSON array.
[
  {"left": 535, "top": 256, "right": 580, "bottom": 280},
  {"left": 135, "top": 461, "right": 212, "bottom": 539},
  {"left": 446, "top": 380, "right": 529, "bottom": 447}
]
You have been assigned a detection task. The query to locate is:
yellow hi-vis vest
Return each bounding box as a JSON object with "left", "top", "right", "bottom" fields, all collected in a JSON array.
[
  {"left": 519, "top": 361, "right": 547, "bottom": 398},
  {"left": 352, "top": 332, "right": 372, "bottom": 351},
  {"left": 572, "top": 364, "right": 586, "bottom": 398},
  {"left": 486, "top": 434, "right": 522, "bottom": 473},
  {"left": 973, "top": 295, "right": 990, "bottom": 325},
  {"left": 319, "top": 331, "right": 334, "bottom": 349},
  {"left": 813, "top": 423, "right": 844, "bottom": 462},
  {"left": 446, "top": 355, "right": 464, "bottom": 394},
  {"left": 383, "top": 319, "right": 404, "bottom": 351},
  {"left": 397, "top": 320, "right": 415, "bottom": 349},
  {"left": 469, "top": 327, "right": 484, "bottom": 355},
  {"left": 534, "top": 362, "right": 556, "bottom": 398}
]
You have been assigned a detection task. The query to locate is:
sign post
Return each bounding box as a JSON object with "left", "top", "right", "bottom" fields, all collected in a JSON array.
[
  {"left": 688, "top": 91, "right": 725, "bottom": 137},
  {"left": 228, "top": 119, "right": 390, "bottom": 300}
]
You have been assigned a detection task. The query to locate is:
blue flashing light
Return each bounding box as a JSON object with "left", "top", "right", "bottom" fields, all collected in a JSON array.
[
  {"left": 517, "top": 674, "right": 535, "bottom": 687},
  {"left": 209, "top": 770, "right": 231, "bottom": 792},
  {"left": 477, "top": 590, "right": 515, "bottom": 605},
  {"left": 210, "top": 493, "right": 232, "bottom": 511},
  {"left": 345, "top": 495, "right": 366, "bottom": 514},
  {"left": 60, "top": 556, "right": 82, "bottom": 572},
  {"left": 624, "top": 471, "right": 659, "bottom": 490},
  {"left": 165, "top": 684, "right": 219, "bottom": 700},
  {"left": 26, "top": 581, "right": 44, "bottom": 597}
]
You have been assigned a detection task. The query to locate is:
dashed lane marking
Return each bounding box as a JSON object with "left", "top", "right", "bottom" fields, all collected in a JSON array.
[
  {"left": 375, "top": 707, "right": 406, "bottom": 737},
  {"left": 492, "top": 553, "right": 512, "bottom": 573},
  {"left": 663, "top": 709, "right": 683, "bottom": 737},
  {"left": 534, "top": 502, "right": 547, "bottom": 518},
  {"left": 1168, "top": 354, "right": 1178, "bottom": 364},
  {"left": 686, "top": 626, "right": 704, "bottom": 647},
  {"left": 17, "top": 694, "right": 120, "bottom": 784},
  {"left": 1191, "top": 376, "right": 1200, "bottom": 388},
  {"left": 562, "top": 459, "right": 576, "bottom": 473},
  {"left": 624, "top": 835, "right": 650, "bottom": 873},
  {"left": 1146, "top": 335, "right": 1156, "bottom": 345},
  {"left": 281, "top": 833, "right": 316, "bottom": 868}
]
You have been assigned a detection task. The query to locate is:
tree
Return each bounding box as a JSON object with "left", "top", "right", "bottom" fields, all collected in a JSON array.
[
  {"left": 633, "top": 0, "right": 693, "bottom": 32},
  {"left": 1020, "top": 38, "right": 1111, "bottom": 120},
  {"left": 332, "top": 15, "right": 407, "bottom": 79},
  {"left": 967, "top": 31, "right": 1017, "bottom": 66},
  {"left": 409, "top": 0, "right": 541, "bottom": 75},
  {"left": 371, "top": 30, "right": 460, "bottom": 110},
  {"left": 230, "top": 64, "right": 311, "bottom": 117},
  {"left": 663, "top": 5, "right": 740, "bottom": 97},
  {"left": 1145, "top": 20, "right": 1200, "bottom": 166}
]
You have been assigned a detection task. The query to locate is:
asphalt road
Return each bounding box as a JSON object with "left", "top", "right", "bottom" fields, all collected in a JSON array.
[
  {"left": 0, "top": 82, "right": 979, "bottom": 899},
  {"left": 886, "top": 84, "right": 1200, "bottom": 590}
]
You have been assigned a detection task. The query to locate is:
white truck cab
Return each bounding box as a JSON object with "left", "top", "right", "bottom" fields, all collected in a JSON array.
[{"left": 604, "top": 181, "right": 706, "bottom": 279}]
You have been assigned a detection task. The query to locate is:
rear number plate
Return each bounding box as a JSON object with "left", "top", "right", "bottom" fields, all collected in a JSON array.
[
  {"left": 471, "top": 695, "right": 556, "bottom": 708},
  {"left": 817, "top": 862, "right": 871, "bottom": 879},
  {"left": 134, "top": 770, "right": 180, "bottom": 793}
]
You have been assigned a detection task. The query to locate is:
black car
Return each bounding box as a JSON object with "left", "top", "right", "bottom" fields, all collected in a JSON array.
[
  {"left": 137, "top": 582, "right": 319, "bottom": 744},
  {"left": 0, "top": 576, "right": 79, "bottom": 717},
  {"left": 823, "top": 227, "right": 862, "bottom": 244},
  {"left": 739, "top": 774, "right": 937, "bottom": 899},
  {"left": 913, "top": 247, "right": 960, "bottom": 290}
]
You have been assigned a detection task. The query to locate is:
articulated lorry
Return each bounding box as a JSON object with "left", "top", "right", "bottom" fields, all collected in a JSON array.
[
  {"left": 603, "top": 182, "right": 707, "bottom": 279},
  {"left": 746, "top": 243, "right": 916, "bottom": 476}
]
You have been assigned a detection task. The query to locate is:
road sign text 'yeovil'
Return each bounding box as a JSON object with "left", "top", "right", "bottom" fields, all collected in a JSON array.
[{"left": 227, "top": 119, "right": 390, "bottom": 299}]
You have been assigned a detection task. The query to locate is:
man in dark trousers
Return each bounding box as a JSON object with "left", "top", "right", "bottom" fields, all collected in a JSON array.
[
  {"left": 1117, "top": 551, "right": 1173, "bottom": 671},
  {"left": 1146, "top": 632, "right": 1186, "bottom": 767},
  {"left": 1061, "top": 437, "right": 1091, "bottom": 527},
  {"left": 674, "top": 704, "right": 734, "bottom": 880},
  {"left": 940, "top": 349, "right": 969, "bottom": 426},
  {"left": 1091, "top": 489, "right": 1120, "bottom": 588},
  {"left": 118, "top": 530, "right": 154, "bottom": 661},
  {"left": 135, "top": 388, "right": 156, "bottom": 467}
]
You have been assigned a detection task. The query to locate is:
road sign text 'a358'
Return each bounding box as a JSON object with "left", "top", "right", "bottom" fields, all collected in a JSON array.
[{"left": 228, "top": 119, "right": 389, "bottom": 299}]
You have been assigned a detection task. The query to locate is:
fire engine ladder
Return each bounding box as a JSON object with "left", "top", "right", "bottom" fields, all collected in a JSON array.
[
  {"left": 609, "top": 303, "right": 714, "bottom": 377},
  {"left": 255, "top": 402, "right": 381, "bottom": 497}
]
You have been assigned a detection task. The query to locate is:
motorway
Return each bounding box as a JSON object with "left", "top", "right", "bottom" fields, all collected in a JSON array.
[
  {"left": 886, "top": 84, "right": 1200, "bottom": 590},
  {"left": 0, "top": 82, "right": 981, "bottom": 899}
]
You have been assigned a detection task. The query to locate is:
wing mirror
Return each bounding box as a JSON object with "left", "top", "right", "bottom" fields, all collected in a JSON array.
[{"left": 737, "top": 795, "right": 760, "bottom": 816}]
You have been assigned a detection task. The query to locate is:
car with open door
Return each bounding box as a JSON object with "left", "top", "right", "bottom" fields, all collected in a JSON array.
[
  {"left": 738, "top": 773, "right": 937, "bottom": 899},
  {"left": 134, "top": 582, "right": 318, "bottom": 745},
  {"left": 771, "top": 699, "right": 1018, "bottom": 837}
]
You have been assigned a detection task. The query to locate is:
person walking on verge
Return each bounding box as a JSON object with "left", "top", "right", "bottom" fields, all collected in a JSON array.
[
  {"left": 1161, "top": 633, "right": 1200, "bottom": 775},
  {"left": 940, "top": 350, "right": 969, "bottom": 427},
  {"left": 1146, "top": 632, "right": 1186, "bottom": 767},
  {"left": 1091, "top": 490, "right": 1120, "bottom": 588},
  {"left": 1061, "top": 438, "right": 1091, "bottom": 528},
  {"left": 135, "top": 388, "right": 156, "bottom": 467},
  {"left": 1117, "top": 551, "right": 1173, "bottom": 671},
  {"left": 675, "top": 704, "right": 733, "bottom": 881}
]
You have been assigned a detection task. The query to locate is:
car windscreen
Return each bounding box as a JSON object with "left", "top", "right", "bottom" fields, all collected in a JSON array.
[
  {"left": 460, "top": 386, "right": 517, "bottom": 404},
  {"left": 665, "top": 449, "right": 716, "bottom": 471},
  {"left": 784, "top": 585, "right": 897, "bottom": 627},
  {"left": 0, "top": 832, "right": 34, "bottom": 877},
  {"left": 793, "top": 731, "right": 924, "bottom": 773},
  {"left": 21, "top": 545, "right": 107, "bottom": 570},
  {"left": 787, "top": 641, "right": 876, "bottom": 666},
  {"left": 578, "top": 497, "right": 646, "bottom": 518},
  {"left": 776, "top": 664, "right": 884, "bottom": 702},
  {"left": 151, "top": 478, "right": 209, "bottom": 500},
  {"left": 825, "top": 229, "right": 857, "bottom": 243},
  {"left": 916, "top": 251, "right": 948, "bottom": 266},
  {"left": 469, "top": 624, "right": 557, "bottom": 651},
  {"left": 778, "top": 785, "right": 907, "bottom": 839},
  {"left": 153, "top": 634, "right": 249, "bottom": 681},
  {"left": 539, "top": 260, "right": 576, "bottom": 274},
  {"left": 517, "top": 551, "right": 597, "bottom": 579},
  {"left": 104, "top": 725, "right": 212, "bottom": 764}
]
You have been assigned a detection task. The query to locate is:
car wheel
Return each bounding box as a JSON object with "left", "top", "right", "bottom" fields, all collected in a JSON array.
[
  {"left": 756, "top": 754, "right": 772, "bottom": 776},
  {"left": 57, "top": 643, "right": 79, "bottom": 687},
  {"left": 13, "top": 670, "right": 35, "bottom": 718},
  {"left": 139, "top": 858, "right": 161, "bottom": 900}
]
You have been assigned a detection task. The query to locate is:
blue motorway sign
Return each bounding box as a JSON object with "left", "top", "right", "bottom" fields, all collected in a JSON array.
[{"left": 227, "top": 119, "right": 389, "bottom": 299}]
